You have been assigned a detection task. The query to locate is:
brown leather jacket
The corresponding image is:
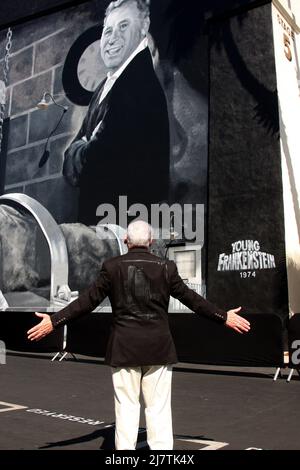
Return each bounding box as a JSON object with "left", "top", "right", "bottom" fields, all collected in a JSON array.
[{"left": 50, "top": 247, "right": 227, "bottom": 367}]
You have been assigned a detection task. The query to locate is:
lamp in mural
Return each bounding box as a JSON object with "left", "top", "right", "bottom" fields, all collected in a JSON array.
[
  {"left": 37, "top": 92, "right": 68, "bottom": 111},
  {"left": 36, "top": 92, "right": 68, "bottom": 168}
]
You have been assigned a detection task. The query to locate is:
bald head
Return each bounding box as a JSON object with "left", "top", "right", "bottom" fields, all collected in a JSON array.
[{"left": 125, "top": 220, "right": 153, "bottom": 248}]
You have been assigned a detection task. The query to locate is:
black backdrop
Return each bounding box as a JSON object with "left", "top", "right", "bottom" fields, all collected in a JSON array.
[{"left": 207, "top": 2, "right": 288, "bottom": 317}]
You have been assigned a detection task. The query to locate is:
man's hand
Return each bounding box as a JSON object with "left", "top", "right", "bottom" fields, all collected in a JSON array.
[
  {"left": 27, "top": 312, "right": 54, "bottom": 341},
  {"left": 225, "top": 307, "right": 250, "bottom": 334}
]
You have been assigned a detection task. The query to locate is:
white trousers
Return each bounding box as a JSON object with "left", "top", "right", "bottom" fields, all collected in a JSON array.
[{"left": 111, "top": 365, "right": 173, "bottom": 450}]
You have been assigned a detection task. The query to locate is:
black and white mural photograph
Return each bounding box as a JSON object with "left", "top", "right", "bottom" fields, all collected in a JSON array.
[{"left": 0, "top": 0, "right": 209, "bottom": 310}]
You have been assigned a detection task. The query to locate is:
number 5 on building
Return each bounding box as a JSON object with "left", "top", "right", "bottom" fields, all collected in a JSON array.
[{"left": 283, "top": 33, "right": 292, "bottom": 61}]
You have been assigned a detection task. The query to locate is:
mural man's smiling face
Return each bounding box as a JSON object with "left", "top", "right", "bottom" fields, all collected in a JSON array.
[{"left": 100, "top": 2, "right": 145, "bottom": 73}]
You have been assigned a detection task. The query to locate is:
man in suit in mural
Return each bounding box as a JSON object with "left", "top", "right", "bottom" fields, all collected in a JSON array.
[
  {"left": 27, "top": 220, "right": 250, "bottom": 450},
  {"left": 63, "top": 0, "right": 170, "bottom": 225}
]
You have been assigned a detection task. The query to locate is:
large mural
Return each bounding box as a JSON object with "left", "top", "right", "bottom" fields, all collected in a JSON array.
[{"left": 0, "top": 0, "right": 209, "bottom": 310}]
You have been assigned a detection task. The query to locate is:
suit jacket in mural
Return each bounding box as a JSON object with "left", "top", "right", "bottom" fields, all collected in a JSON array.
[{"left": 63, "top": 48, "right": 170, "bottom": 225}]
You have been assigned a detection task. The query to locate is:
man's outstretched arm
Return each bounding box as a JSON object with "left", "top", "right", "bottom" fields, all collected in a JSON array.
[
  {"left": 169, "top": 261, "right": 250, "bottom": 334},
  {"left": 27, "top": 263, "right": 111, "bottom": 341}
]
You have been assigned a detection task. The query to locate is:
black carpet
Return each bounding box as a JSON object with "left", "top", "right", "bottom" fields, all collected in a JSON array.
[{"left": 0, "top": 352, "right": 299, "bottom": 451}]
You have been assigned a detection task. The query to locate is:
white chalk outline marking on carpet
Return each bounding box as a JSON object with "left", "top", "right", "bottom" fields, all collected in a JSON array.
[
  {"left": 177, "top": 439, "right": 229, "bottom": 450},
  {"left": 0, "top": 401, "right": 27, "bottom": 412}
]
